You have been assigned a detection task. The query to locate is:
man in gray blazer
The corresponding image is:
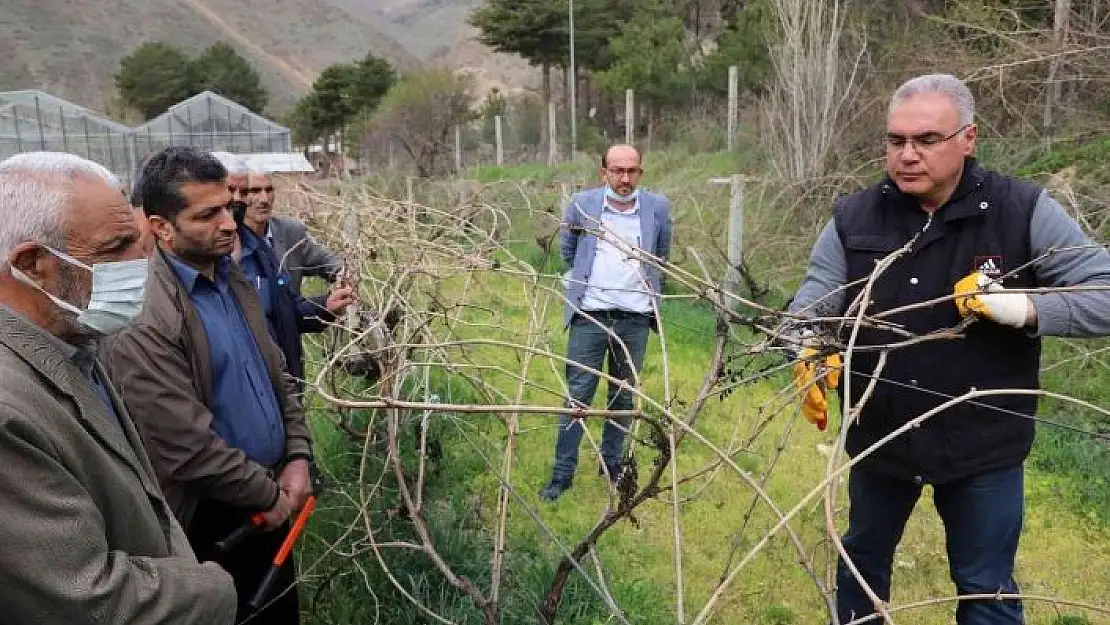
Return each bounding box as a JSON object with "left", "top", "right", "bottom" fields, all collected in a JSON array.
[
  {"left": 0, "top": 152, "right": 236, "bottom": 624},
  {"left": 540, "top": 144, "right": 673, "bottom": 502}
]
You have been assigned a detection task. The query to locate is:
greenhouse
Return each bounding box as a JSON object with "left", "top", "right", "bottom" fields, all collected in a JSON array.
[
  {"left": 0, "top": 90, "right": 137, "bottom": 183},
  {"left": 1, "top": 89, "right": 297, "bottom": 186},
  {"left": 131, "top": 91, "right": 292, "bottom": 158}
]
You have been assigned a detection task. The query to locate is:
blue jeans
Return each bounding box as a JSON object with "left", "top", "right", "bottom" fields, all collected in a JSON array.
[
  {"left": 551, "top": 312, "right": 651, "bottom": 483},
  {"left": 836, "top": 464, "right": 1024, "bottom": 625}
]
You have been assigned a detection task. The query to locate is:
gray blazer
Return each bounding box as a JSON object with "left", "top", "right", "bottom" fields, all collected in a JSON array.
[
  {"left": 0, "top": 307, "right": 236, "bottom": 625},
  {"left": 268, "top": 215, "right": 343, "bottom": 296},
  {"left": 560, "top": 186, "right": 673, "bottom": 326}
]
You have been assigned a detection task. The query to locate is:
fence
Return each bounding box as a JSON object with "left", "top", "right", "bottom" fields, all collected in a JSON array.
[
  {"left": 355, "top": 66, "right": 748, "bottom": 175},
  {"left": 0, "top": 66, "right": 751, "bottom": 183}
]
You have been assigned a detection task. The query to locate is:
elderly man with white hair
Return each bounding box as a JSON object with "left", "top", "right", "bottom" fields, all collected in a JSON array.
[
  {"left": 0, "top": 152, "right": 236, "bottom": 624},
  {"left": 787, "top": 73, "right": 1110, "bottom": 624}
]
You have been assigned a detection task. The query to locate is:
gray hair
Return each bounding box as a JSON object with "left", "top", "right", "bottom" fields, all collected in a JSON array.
[
  {"left": 890, "top": 73, "right": 975, "bottom": 127},
  {"left": 0, "top": 152, "right": 120, "bottom": 262},
  {"left": 211, "top": 151, "right": 250, "bottom": 176}
]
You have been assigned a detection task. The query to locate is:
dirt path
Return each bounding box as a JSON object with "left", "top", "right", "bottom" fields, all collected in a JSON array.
[{"left": 180, "top": 0, "right": 315, "bottom": 89}]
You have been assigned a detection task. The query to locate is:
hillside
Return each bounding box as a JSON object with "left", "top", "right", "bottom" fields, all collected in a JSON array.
[
  {"left": 0, "top": 0, "right": 423, "bottom": 114},
  {"left": 327, "top": 0, "right": 539, "bottom": 95}
]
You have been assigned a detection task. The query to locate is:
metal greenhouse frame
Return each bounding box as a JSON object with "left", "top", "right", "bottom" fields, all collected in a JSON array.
[
  {"left": 131, "top": 91, "right": 292, "bottom": 159},
  {"left": 0, "top": 90, "right": 137, "bottom": 184},
  {"left": 0, "top": 90, "right": 295, "bottom": 187}
]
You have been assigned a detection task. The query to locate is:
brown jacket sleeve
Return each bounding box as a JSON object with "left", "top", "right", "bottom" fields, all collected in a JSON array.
[
  {"left": 0, "top": 409, "right": 237, "bottom": 625},
  {"left": 109, "top": 322, "right": 280, "bottom": 512}
]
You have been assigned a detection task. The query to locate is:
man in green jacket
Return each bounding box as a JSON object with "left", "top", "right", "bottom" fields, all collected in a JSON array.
[{"left": 0, "top": 151, "right": 236, "bottom": 624}]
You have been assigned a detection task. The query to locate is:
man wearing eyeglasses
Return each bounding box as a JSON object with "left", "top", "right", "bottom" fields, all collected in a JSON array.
[
  {"left": 539, "top": 143, "right": 672, "bottom": 502},
  {"left": 786, "top": 74, "right": 1110, "bottom": 624}
]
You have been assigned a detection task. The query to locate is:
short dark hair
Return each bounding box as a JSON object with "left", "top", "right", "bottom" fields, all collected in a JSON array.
[
  {"left": 134, "top": 146, "right": 227, "bottom": 221},
  {"left": 128, "top": 152, "right": 157, "bottom": 208}
]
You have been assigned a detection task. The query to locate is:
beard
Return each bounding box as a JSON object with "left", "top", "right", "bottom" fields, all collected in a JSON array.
[{"left": 172, "top": 228, "right": 235, "bottom": 263}]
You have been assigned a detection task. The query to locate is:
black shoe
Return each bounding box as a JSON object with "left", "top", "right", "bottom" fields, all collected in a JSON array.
[{"left": 539, "top": 479, "right": 572, "bottom": 502}]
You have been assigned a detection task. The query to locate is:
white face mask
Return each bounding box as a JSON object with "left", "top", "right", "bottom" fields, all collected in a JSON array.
[
  {"left": 11, "top": 246, "right": 148, "bottom": 336},
  {"left": 605, "top": 185, "right": 639, "bottom": 203}
]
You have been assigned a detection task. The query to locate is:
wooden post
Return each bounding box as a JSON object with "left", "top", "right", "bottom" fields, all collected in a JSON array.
[
  {"left": 342, "top": 212, "right": 358, "bottom": 245},
  {"left": 624, "top": 89, "right": 635, "bottom": 144},
  {"left": 494, "top": 114, "right": 504, "bottom": 166},
  {"left": 388, "top": 140, "right": 395, "bottom": 170},
  {"left": 726, "top": 173, "right": 745, "bottom": 304},
  {"left": 547, "top": 101, "right": 558, "bottom": 165},
  {"left": 341, "top": 211, "right": 360, "bottom": 329},
  {"left": 1043, "top": 0, "right": 1071, "bottom": 145},
  {"left": 727, "top": 65, "right": 739, "bottom": 152},
  {"left": 708, "top": 175, "right": 746, "bottom": 308},
  {"left": 406, "top": 176, "right": 415, "bottom": 205},
  {"left": 454, "top": 125, "right": 462, "bottom": 173}
]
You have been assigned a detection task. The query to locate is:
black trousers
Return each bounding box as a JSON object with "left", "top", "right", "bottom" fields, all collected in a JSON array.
[{"left": 188, "top": 498, "right": 300, "bottom": 625}]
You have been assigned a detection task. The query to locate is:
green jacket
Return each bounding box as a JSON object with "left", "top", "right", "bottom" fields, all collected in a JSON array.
[{"left": 0, "top": 305, "right": 236, "bottom": 624}]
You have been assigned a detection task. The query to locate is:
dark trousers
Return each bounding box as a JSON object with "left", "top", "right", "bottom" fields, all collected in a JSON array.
[
  {"left": 551, "top": 311, "right": 651, "bottom": 483},
  {"left": 188, "top": 498, "right": 300, "bottom": 625},
  {"left": 836, "top": 464, "right": 1024, "bottom": 625}
]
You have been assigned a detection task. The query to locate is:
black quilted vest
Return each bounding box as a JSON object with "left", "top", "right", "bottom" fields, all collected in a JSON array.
[{"left": 834, "top": 159, "right": 1043, "bottom": 484}]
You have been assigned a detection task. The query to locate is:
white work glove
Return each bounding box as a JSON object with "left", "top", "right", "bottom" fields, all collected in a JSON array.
[{"left": 953, "top": 272, "right": 1030, "bottom": 328}]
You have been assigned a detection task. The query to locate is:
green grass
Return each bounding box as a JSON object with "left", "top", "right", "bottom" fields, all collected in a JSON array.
[
  {"left": 1016, "top": 135, "right": 1110, "bottom": 185},
  {"left": 297, "top": 148, "right": 1110, "bottom": 625}
]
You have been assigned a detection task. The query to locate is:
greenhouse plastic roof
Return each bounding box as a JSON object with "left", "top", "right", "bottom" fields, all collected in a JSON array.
[
  {"left": 0, "top": 89, "right": 133, "bottom": 136},
  {"left": 244, "top": 152, "right": 315, "bottom": 173},
  {"left": 0, "top": 89, "right": 292, "bottom": 183},
  {"left": 133, "top": 91, "right": 290, "bottom": 138}
]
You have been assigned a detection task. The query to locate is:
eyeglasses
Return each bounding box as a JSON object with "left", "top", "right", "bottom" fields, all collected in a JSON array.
[
  {"left": 884, "top": 124, "right": 971, "bottom": 153},
  {"left": 244, "top": 186, "right": 275, "bottom": 195},
  {"left": 606, "top": 167, "right": 643, "bottom": 177}
]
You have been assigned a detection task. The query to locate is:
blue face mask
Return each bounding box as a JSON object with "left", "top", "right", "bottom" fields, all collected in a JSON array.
[
  {"left": 11, "top": 246, "right": 148, "bottom": 336},
  {"left": 605, "top": 185, "right": 639, "bottom": 203}
]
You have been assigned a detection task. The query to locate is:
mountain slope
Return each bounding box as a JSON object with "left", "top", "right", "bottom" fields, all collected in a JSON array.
[
  {"left": 0, "top": 0, "right": 423, "bottom": 114},
  {"left": 325, "top": 0, "right": 539, "bottom": 95}
]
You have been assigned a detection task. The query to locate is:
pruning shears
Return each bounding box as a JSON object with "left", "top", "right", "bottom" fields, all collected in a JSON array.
[{"left": 247, "top": 493, "right": 318, "bottom": 612}]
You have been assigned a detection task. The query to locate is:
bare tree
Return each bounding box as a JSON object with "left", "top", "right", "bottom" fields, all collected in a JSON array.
[
  {"left": 761, "top": 0, "right": 867, "bottom": 183},
  {"left": 367, "top": 70, "right": 476, "bottom": 177}
]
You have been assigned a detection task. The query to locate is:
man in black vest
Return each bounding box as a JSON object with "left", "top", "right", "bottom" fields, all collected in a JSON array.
[{"left": 787, "top": 73, "right": 1110, "bottom": 625}]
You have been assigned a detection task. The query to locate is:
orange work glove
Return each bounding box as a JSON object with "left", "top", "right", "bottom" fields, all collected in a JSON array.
[{"left": 791, "top": 348, "right": 842, "bottom": 431}]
